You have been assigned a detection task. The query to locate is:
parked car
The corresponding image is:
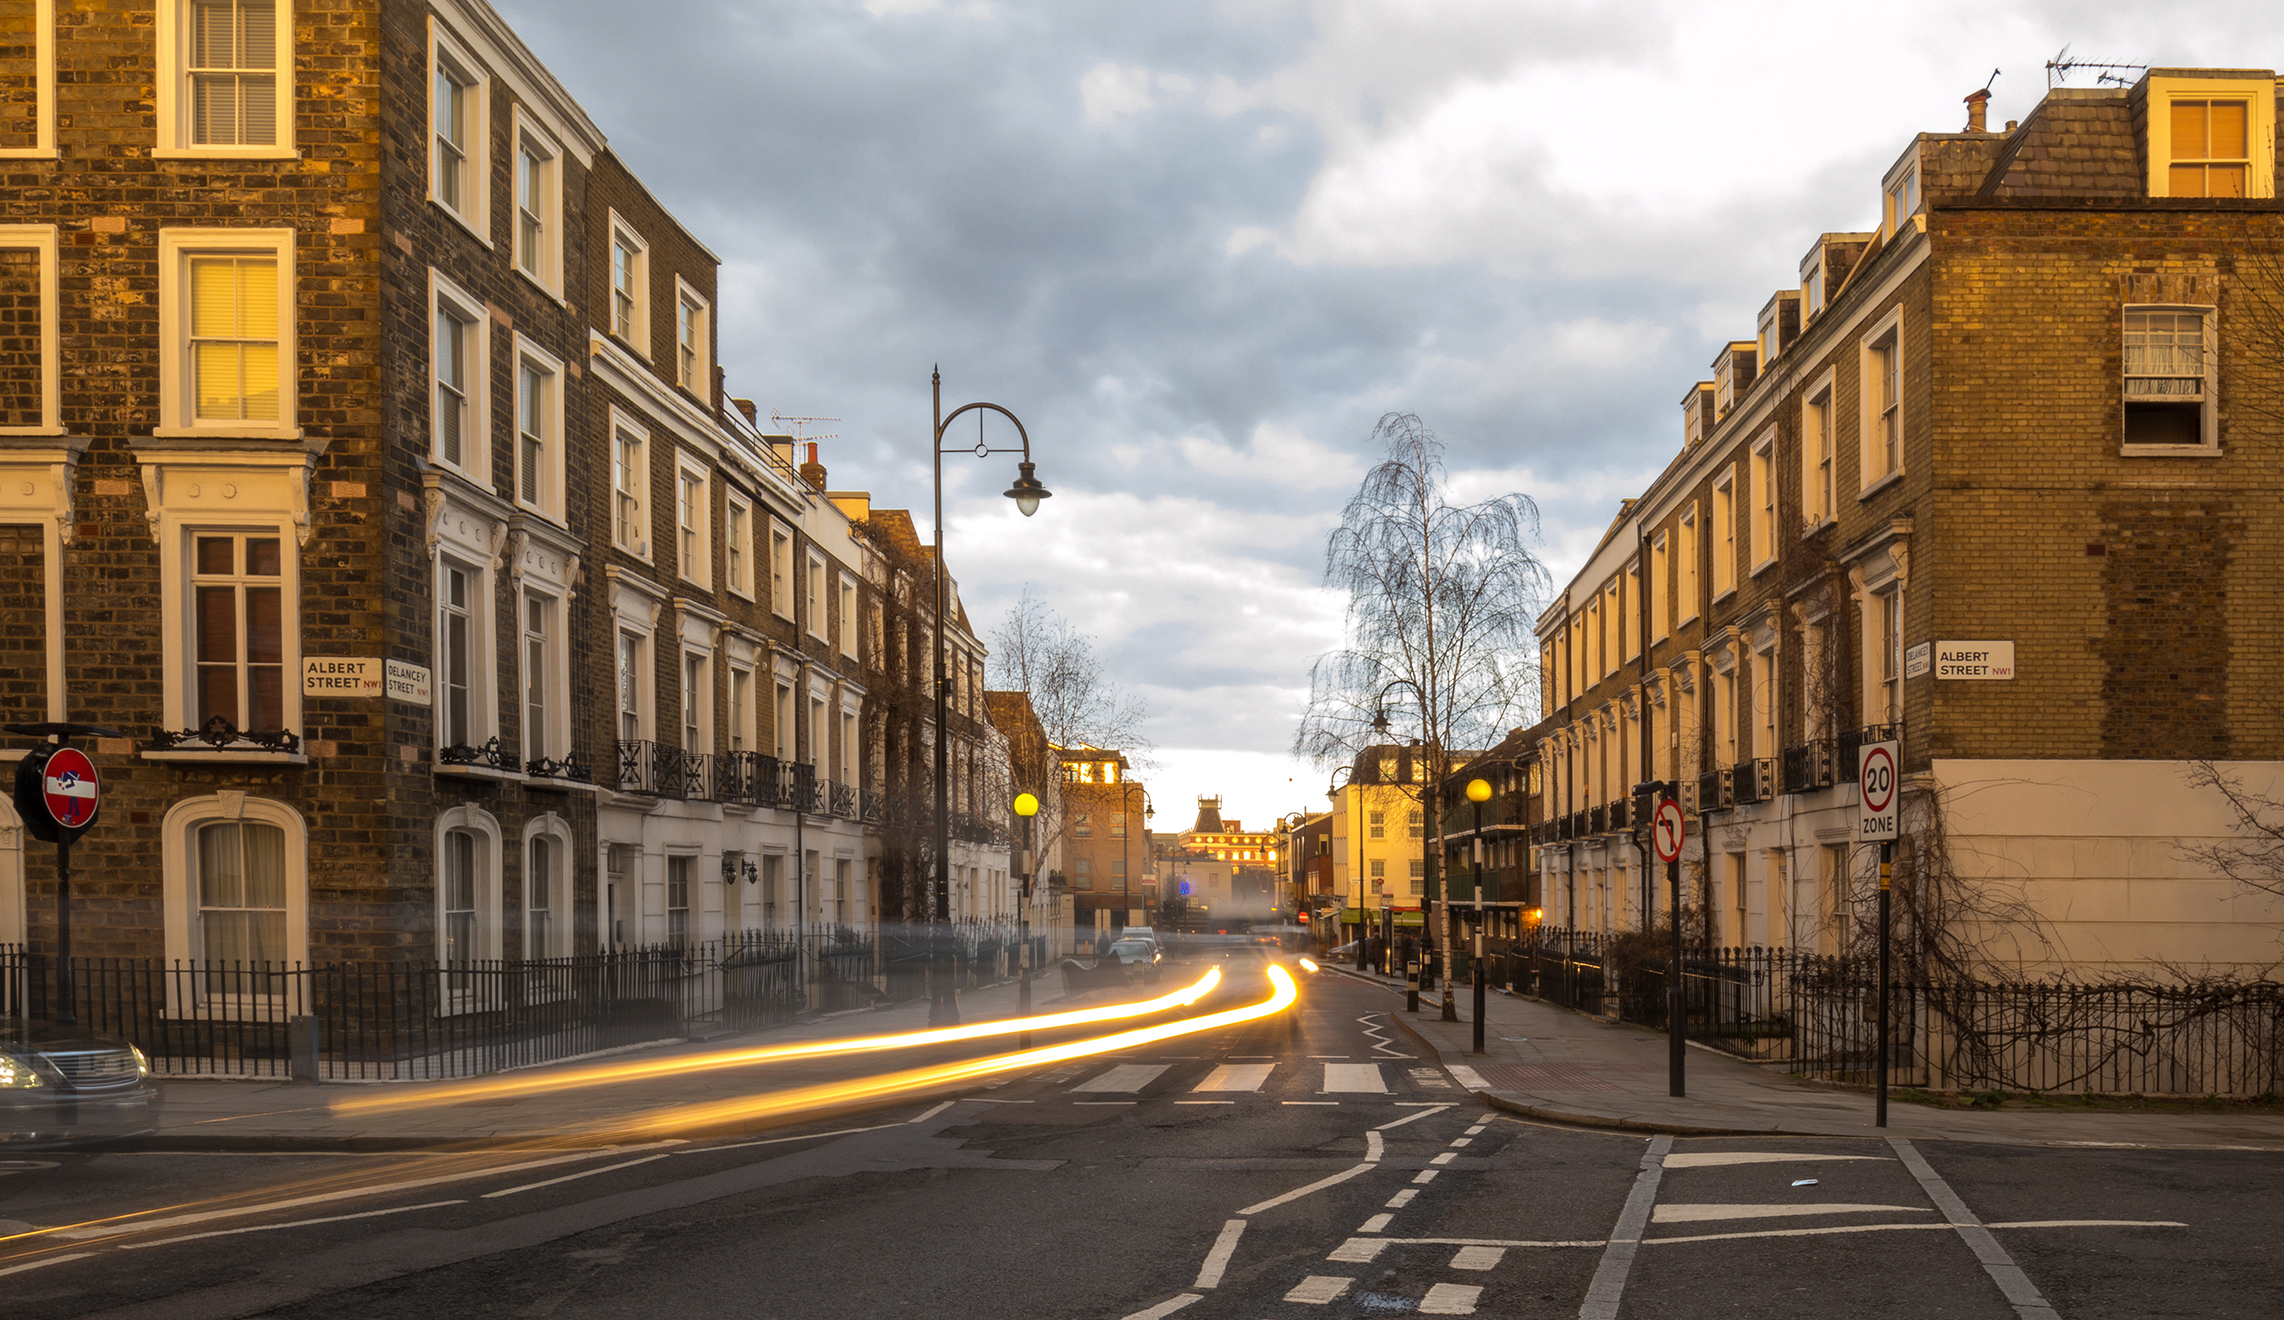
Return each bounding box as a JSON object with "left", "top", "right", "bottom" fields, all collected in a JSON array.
[
  {"left": 1102, "top": 938, "right": 1165, "bottom": 982},
  {"left": 1, "top": 1022, "right": 164, "bottom": 1148}
]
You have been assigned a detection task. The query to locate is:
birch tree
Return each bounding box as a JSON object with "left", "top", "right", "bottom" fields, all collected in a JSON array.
[{"left": 1295, "top": 413, "right": 1548, "bottom": 1019}]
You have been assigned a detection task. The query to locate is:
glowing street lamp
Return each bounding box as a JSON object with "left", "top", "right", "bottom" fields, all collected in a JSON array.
[{"left": 1465, "top": 776, "right": 1492, "bottom": 1053}]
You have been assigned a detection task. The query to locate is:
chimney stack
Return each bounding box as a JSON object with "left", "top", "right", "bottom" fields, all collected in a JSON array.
[
  {"left": 799, "top": 441, "right": 827, "bottom": 490},
  {"left": 1964, "top": 88, "right": 1991, "bottom": 133},
  {"left": 730, "top": 397, "right": 758, "bottom": 426}
]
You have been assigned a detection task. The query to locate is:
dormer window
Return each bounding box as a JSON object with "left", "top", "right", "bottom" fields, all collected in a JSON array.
[
  {"left": 2168, "top": 100, "right": 2248, "bottom": 197},
  {"left": 1884, "top": 165, "right": 1919, "bottom": 237}
]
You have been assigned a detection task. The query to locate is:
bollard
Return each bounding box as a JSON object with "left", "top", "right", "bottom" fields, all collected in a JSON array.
[
  {"left": 1405, "top": 959, "right": 1420, "bottom": 1014},
  {"left": 287, "top": 1013, "right": 321, "bottom": 1085}
]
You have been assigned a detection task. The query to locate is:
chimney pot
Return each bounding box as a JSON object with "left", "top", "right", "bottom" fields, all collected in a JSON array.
[
  {"left": 799, "top": 441, "right": 828, "bottom": 491},
  {"left": 1964, "top": 88, "right": 1991, "bottom": 134}
]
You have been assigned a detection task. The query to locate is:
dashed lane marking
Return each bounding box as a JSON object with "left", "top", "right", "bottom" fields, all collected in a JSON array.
[
  {"left": 1419, "top": 1281, "right": 1483, "bottom": 1314},
  {"left": 0, "top": 1253, "right": 93, "bottom": 1277},
  {"left": 120, "top": 1200, "right": 467, "bottom": 1250},
  {"left": 1192, "top": 1218, "right": 1247, "bottom": 1289},
  {"left": 1429, "top": 1152, "right": 1457, "bottom": 1165},
  {"left": 908, "top": 1101, "right": 956, "bottom": 1123},
  {"left": 1359, "top": 1214, "right": 1393, "bottom": 1233},
  {"left": 1116, "top": 1292, "right": 1201, "bottom": 1320},
  {"left": 1284, "top": 1275, "right": 1354, "bottom": 1304},
  {"left": 1449, "top": 1245, "right": 1504, "bottom": 1270},
  {"left": 481, "top": 1154, "right": 670, "bottom": 1199}
]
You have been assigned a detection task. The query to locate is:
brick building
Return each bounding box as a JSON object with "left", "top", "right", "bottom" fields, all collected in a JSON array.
[
  {"left": 0, "top": 0, "right": 1033, "bottom": 981},
  {"left": 1530, "top": 68, "right": 2284, "bottom": 973},
  {"left": 1056, "top": 746, "right": 1148, "bottom": 941}
]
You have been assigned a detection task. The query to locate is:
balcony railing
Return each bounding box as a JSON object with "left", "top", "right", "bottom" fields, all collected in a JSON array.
[
  {"left": 524, "top": 752, "right": 591, "bottom": 783},
  {"left": 149, "top": 718, "right": 302, "bottom": 755},
  {"left": 1781, "top": 740, "right": 1836, "bottom": 795},
  {"left": 1588, "top": 803, "right": 1607, "bottom": 835},
  {"left": 440, "top": 736, "right": 517, "bottom": 772},
  {"left": 1608, "top": 797, "right": 1632, "bottom": 832},
  {"left": 1729, "top": 758, "right": 1773, "bottom": 806},
  {"left": 618, "top": 740, "right": 708, "bottom": 799},
  {"left": 830, "top": 781, "right": 857, "bottom": 819},
  {"left": 860, "top": 789, "right": 884, "bottom": 823},
  {"left": 1698, "top": 770, "right": 1725, "bottom": 811},
  {"left": 1837, "top": 723, "right": 1899, "bottom": 783}
]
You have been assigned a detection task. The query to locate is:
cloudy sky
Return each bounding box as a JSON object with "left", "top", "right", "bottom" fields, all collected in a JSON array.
[{"left": 499, "top": 0, "right": 2254, "bottom": 831}]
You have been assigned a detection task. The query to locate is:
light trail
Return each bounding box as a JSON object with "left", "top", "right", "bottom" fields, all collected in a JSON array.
[
  {"left": 1299, "top": 958, "right": 1320, "bottom": 972},
  {"left": 334, "top": 965, "right": 1224, "bottom": 1116},
  {"left": 592, "top": 964, "right": 1300, "bottom": 1140}
]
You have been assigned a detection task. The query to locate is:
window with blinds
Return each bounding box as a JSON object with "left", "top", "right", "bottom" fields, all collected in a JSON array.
[
  {"left": 2123, "top": 308, "right": 2210, "bottom": 445},
  {"left": 523, "top": 592, "right": 552, "bottom": 762},
  {"left": 432, "top": 61, "right": 469, "bottom": 211},
  {"left": 2169, "top": 100, "right": 2249, "bottom": 198},
  {"left": 188, "top": 0, "right": 279, "bottom": 147},
  {"left": 190, "top": 255, "right": 278, "bottom": 421},
  {"left": 517, "top": 359, "right": 550, "bottom": 507}
]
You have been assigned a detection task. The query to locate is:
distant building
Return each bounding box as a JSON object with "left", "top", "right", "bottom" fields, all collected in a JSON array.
[{"left": 1058, "top": 746, "right": 1149, "bottom": 940}]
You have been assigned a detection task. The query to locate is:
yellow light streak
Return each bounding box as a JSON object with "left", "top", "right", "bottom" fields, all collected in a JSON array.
[
  {"left": 1299, "top": 957, "right": 1320, "bottom": 972},
  {"left": 334, "top": 966, "right": 1224, "bottom": 1116},
  {"left": 594, "top": 965, "right": 1300, "bottom": 1140}
]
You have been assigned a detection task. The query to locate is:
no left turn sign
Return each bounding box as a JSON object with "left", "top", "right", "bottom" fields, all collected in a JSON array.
[
  {"left": 1652, "top": 798, "right": 1685, "bottom": 864},
  {"left": 1858, "top": 739, "right": 1899, "bottom": 843}
]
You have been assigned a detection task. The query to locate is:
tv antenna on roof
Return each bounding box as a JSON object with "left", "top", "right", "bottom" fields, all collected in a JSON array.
[
  {"left": 2047, "top": 46, "right": 2146, "bottom": 89},
  {"left": 770, "top": 412, "right": 840, "bottom": 445}
]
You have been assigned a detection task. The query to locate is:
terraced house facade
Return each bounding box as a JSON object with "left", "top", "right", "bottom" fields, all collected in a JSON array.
[
  {"left": 1533, "top": 68, "right": 2284, "bottom": 974},
  {"left": 0, "top": 0, "right": 1042, "bottom": 988}
]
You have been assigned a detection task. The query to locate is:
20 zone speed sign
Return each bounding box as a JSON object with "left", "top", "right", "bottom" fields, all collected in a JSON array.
[
  {"left": 1858, "top": 739, "right": 1900, "bottom": 843},
  {"left": 1652, "top": 798, "right": 1685, "bottom": 864}
]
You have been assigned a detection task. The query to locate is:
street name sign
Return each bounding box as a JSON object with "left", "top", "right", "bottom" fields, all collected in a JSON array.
[
  {"left": 1858, "top": 739, "right": 1899, "bottom": 843},
  {"left": 1652, "top": 798, "right": 1685, "bottom": 863},
  {"left": 386, "top": 659, "right": 433, "bottom": 706},
  {"left": 303, "top": 656, "right": 384, "bottom": 697},
  {"left": 1935, "top": 641, "right": 2014, "bottom": 680}
]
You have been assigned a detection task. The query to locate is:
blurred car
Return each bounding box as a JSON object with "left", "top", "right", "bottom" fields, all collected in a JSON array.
[
  {"left": 1, "top": 1022, "right": 164, "bottom": 1149},
  {"left": 1102, "top": 938, "right": 1165, "bottom": 981}
]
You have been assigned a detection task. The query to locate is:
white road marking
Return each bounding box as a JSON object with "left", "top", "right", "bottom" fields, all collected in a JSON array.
[
  {"left": 1988, "top": 1219, "right": 2190, "bottom": 1230},
  {"left": 1420, "top": 1281, "right": 1483, "bottom": 1314},
  {"left": 1239, "top": 1164, "right": 1377, "bottom": 1216},
  {"left": 1357, "top": 1014, "right": 1414, "bottom": 1059},
  {"left": 1412, "top": 1169, "right": 1439, "bottom": 1184},
  {"left": 1465, "top": 1124, "right": 1487, "bottom": 1135},
  {"left": 1284, "top": 1275, "right": 1355, "bottom": 1304},
  {"left": 0, "top": 1252, "right": 92, "bottom": 1277},
  {"left": 1429, "top": 1152, "right": 1457, "bottom": 1166},
  {"left": 1653, "top": 1203, "right": 1931, "bottom": 1224},
  {"left": 1367, "top": 1131, "right": 1385, "bottom": 1160},
  {"left": 1409, "top": 1068, "right": 1457, "bottom": 1089},
  {"left": 1376, "top": 1105, "right": 1454, "bottom": 1130},
  {"left": 1449, "top": 1138, "right": 1473, "bottom": 1147},
  {"left": 1393, "top": 1101, "right": 1447, "bottom": 1107},
  {"left": 1890, "top": 1137, "right": 2061, "bottom": 1320},
  {"left": 1284, "top": 1101, "right": 1339, "bottom": 1106},
  {"left": 120, "top": 1200, "right": 466, "bottom": 1249},
  {"left": 1074, "top": 1064, "right": 1173, "bottom": 1093},
  {"left": 46, "top": 1145, "right": 679, "bottom": 1242},
  {"left": 1194, "top": 1063, "right": 1275, "bottom": 1092},
  {"left": 1360, "top": 1214, "right": 1393, "bottom": 1233},
  {"left": 1450, "top": 1245, "right": 1505, "bottom": 1270},
  {"left": 1340, "top": 1236, "right": 1609, "bottom": 1251},
  {"left": 1661, "top": 1152, "right": 1885, "bottom": 1170},
  {"left": 1309, "top": 1055, "right": 1349, "bottom": 1059},
  {"left": 1193, "top": 1218, "right": 1247, "bottom": 1288},
  {"left": 1447, "top": 1064, "right": 1488, "bottom": 1089},
  {"left": 1640, "top": 1221, "right": 2190, "bottom": 1247},
  {"left": 908, "top": 1100, "right": 956, "bottom": 1123},
  {"left": 1174, "top": 1100, "right": 1235, "bottom": 1106},
  {"left": 1385, "top": 1189, "right": 1419, "bottom": 1209},
  {"left": 1323, "top": 1063, "right": 1387, "bottom": 1093},
  {"left": 1578, "top": 1133, "right": 1672, "bottom": 1320},
  {"left": 1330, "top": 1237, "right": 1385, "bottom": 1262},
  {"left": 1074, "top": 1101, "right": 1137, "bottom": 1106},
  {"left": 1117, "top": 1292, "right": 1202, "bottom": 1320},
  {"left": 481, "top": 1154, "right": 669, "bottom": 1199}
]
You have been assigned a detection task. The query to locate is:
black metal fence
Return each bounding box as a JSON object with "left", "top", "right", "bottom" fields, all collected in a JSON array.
[{"left": 1494, "top": 928, "right": 2284, "bottom": 1096}]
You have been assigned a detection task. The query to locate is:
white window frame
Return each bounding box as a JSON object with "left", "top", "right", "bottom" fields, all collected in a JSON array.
[
  {"left": 682, "top": 649, "right": 711, "bottom": 755},
  {"left": 839, "top": 573, "right": 858, "bottom": 660},
  {"left": 156, "top": 0, "right": 296, "bottom": 159},
  {"left": 1882, "top": 158, "right": 1920, "bottom": 239},
  {"left": 2145, "top": 78, "right": 2277, "bottom": 199},
  {"left": 1858, "top": 305, "right": 1905, "bottom": 494},
  {"left": 521, "top": 814, "right": 571, "bottom": 961},
  {"left": 511, "top": 105, "right": 563, "bottom": 298},
  {"left": 1710, "top": 470, "right": 1736, "bottom": 601},
  {"left": 724, "top": 493, "right": 754, "bottom": 599},
  {"left": 608, "top": 211, "right": 649, "bottom": 354},
  {"left": 520, "top": 586, "right": 567, "bottom": 766},
  {"left": 159, "top": 795, "right": 308, "bottom": 1012},
  {"left": 616, "top": 629, "right": 648, "bottom": 743},
  {"left": 1677, "top": 507, "right": 1699, "bottom": 625},
  {"left": 1801, "top": 369, "right": 1836, "bottom": 528},
  {"left": 174, "top": 523, "right": 302, "bottom": 743},
  {"left": 435, "top": 552, "right": 495, "bottom": 752},
  {"left": 0, "top": 225, "right": 60, "bottom": 434},
  {"left": 727, "top": 663, "right": 754, "bottom": 754},
  {"left": 0, "top": 0, "right": 55, "bottom": 159},
  {"left": 673, "top": 277, "right": 710, "bottom": 394},
  {"left": 806, "top": 552, "right": 828, "bottom": 642},
  {"left": 773, "top": 679, "right": 794, "bottom": 760},
  {"left": 1649, "top": 533, "right": 1669, "bottom": 642},
  {"left": 512, "top": 334, "right": 564, "bottom": 522},
  {"left": 675, "top": 459, "right": 711, "bottom": 588},
  {"left": 839, "top": 706, "right": 858, "bottom": 785},
  {"left": 157, "top": 227, "right": 297, "bottom": 439},
  {"left": 428, "top": 268, "right": 488, "bottom": 478},
  {"left": 436, "top": 803, "right": 503, "bottom": 971},
  {"left": 2121, "top": 304, "right": 2221, "bottom": 456},
  {"left": 1749, "top": 430, "right": 1777, "bottom": 575},
  {"left": 610, "top": 407, "right": 649, "bottom": 558},
  {"left": 425, "top": 19, "right": 488, "bottom": 241},
  {"left": 769, "top": 520, "right": 794, "bottom": 621}
]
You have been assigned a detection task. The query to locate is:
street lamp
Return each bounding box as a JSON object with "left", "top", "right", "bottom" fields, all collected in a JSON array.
[
  {"left": 1122, "top": 782, "right": 1154, "bottom": 936},
  {"left": 1013, "top": 790, "right": 1039, "bottom": 1046},
  {"left": 1466, "top": 776, "right": 1491, "bottom": 1054},
  {"left": 929, "top": 369, "right": 1050, "bottom": 1027}
]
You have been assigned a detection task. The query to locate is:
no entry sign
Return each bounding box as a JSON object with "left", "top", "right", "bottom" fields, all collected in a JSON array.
[
  {"left": 41, "top": 746, "right": 98, "bottom": 830},
  {"left": 1858, "top": 739, "right": 1899, "bottom": 843}
]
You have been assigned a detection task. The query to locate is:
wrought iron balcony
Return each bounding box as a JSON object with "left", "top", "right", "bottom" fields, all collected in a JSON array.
[
  {"left": 1588, "top": 803, "right": 1607, "bottom": 835},
  {"left": 860, "top": 788, "right": 884, "bottom": 823},
  {"left": 830, "top": 780, "right": 857, "bottom": 819},
  {"left": 1837, "top": 724, "right": 1898, "bottom": 783},
  {"left": 1608, "top": 797, "right": 1632, "bottom": 832},
  {"left": 1781, "top": 740, "right": 1836, "bottom": 795},
  {"left": 616, "top": 740, "right": 687, "bottom": 798},
  {"left": 440, "top": 736, "right": 517, "bottom": 772},
  {"left": 524, "top": 752, "right": 592, "bottom": 783},
  {"left": 149, "top": 718, "right": 302, "bottom": 754},
  {"left": 1698, "top": 769, "right": 1724, "bottom": 811}
]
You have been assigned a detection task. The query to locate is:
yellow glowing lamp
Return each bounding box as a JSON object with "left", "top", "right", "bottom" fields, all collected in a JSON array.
[
  {"left": 1466, "top": 778, "right": 1492, "bottom": 803},
  {"left": 1013, "top": 792, "right": 1039, "bottom": 817}
]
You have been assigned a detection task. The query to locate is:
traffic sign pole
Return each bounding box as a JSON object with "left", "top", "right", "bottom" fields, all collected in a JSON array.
[
  {"left": 1877, "top": 842, "right": 1892, "bottom": 1128},
  {"left": 1651, "top": 795, "right": 1687, "bottom": 1099},
  {"left": 7, "top": 724, "right": 118, "bottom": 1029},
  {"left": 1856, "top": 738, "right": 1900, "bottom": 1129}
]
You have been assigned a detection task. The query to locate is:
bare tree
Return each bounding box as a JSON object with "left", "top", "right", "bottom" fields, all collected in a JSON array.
[
  {"left": 990, "top": 591, "right": 1152, "bottom": 761},
  {"left": 1295, "top": 412, "right": 1548, "bottom": 1019}
]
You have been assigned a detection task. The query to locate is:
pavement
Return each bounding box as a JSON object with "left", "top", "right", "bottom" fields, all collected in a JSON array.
[
  {"left": 128, "top": 972, "right": 1087, "bottom": 1151},
  {"left": 1316, "top": 959, "right": 2284, "bottom": 1149}
]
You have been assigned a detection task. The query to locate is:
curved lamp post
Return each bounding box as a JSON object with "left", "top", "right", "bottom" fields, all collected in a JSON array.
[
  {"left": 929, "top": 369, "right": 1050, "bottom": 1026},
  {"left": 1466, "top": 776, "right": 1492, "bottom": 1053},
  {"left": 1122, "top": 783, "right": 1154, "bottom": 936},
  {"left": 1013, "top": 790, "right": 1039, "bottom": 1045}
]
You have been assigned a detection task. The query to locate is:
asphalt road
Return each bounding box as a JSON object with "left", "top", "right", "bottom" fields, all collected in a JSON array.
[{"left": 0, "top": 956, "right": 2276, "bottom": 1319}]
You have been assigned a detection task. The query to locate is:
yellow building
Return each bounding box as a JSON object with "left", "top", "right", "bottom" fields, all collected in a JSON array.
[{"left": 1325, "top": 744, "right": 1439, "bottom": 935}]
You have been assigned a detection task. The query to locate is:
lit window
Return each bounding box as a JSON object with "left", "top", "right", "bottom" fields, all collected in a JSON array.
[
  {"left": 192, "top": 533, "right": 285, "bottom": 733},
  {"left": 2168, "top": 100, "right": 2249, "bottom": 198},
  {"left": 192, "top": 255, "right": 280, "bottom": 422}
]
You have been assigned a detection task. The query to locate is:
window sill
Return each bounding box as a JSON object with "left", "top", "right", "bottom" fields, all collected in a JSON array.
[
  {"left": 429, "top": 197, "right": 493, "bottom": 249},
  {"left": 0, "top": 148, "right": 56, "bottom": 160},
  {"left": 1858, "top": 469, "right": 1905, "bottom": 501},
  {"left": 512, "top": 264, "right": 568, "bottom": 308},
  {"left": 143, "top": 749, "right": 309, "bottom": 765},
  {"left": 152, "top": 146, "right": 300, "bottom": 160},
  {"left": 150, "top": 425, "right": 305, "bottom": 443},
  {"left": 1800, "top": 516, "right": 1837, "bottom": 537},
  {"left": 1710, "top": 587, "right": 1737, "bottom": 607},
  {"left": 1749, "top": 556, "right": 1779, "bottom": 578},
  {"left": 513, "top": 500, "right": 567, "bottom": 529},
  {"left": 2120, "top": 444, "right": 2222, "bottom": 459}
]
